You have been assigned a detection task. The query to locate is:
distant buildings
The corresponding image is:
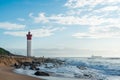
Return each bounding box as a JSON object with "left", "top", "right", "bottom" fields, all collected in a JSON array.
[{"left": 91, "top": 55, "right": 102, "bottom": 59}]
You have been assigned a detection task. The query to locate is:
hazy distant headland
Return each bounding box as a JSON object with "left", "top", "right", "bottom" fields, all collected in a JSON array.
[{"left": 8, "top": 48, "right": 120, "bottom": 57}]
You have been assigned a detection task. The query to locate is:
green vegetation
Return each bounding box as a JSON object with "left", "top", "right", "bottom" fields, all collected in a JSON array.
[{"left": 0, "top": 47, "right": 13, "bottom": 55}]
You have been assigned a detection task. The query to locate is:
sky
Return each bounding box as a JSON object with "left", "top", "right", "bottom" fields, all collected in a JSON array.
[{"left": 0, "top": 0, "right": 120, "bottom": 57}]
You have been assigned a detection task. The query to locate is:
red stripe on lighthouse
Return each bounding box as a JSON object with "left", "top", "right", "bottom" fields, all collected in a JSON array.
[{"left": 27, "top": 32, "right": 32, "bottom": 40}]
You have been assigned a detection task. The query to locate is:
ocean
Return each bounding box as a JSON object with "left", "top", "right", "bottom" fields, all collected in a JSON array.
[{"left": 14, "top": 57, "right": 120, "bottom": 80}]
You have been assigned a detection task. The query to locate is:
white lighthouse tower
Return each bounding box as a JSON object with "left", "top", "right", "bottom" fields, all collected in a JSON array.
[{"left": 26, "top": 31, "right": 32, "bottom": 57}]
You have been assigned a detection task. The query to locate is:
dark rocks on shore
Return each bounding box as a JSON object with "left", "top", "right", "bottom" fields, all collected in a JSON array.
[
  {"left": 29, "top": 65, "right": 36, "bottom": 70},
  {"left": 44, "top": 58, "right": 64, "bottom": 65},
  {"left": 32, "top": 61, "right": 41, "bottom": 66},
  {"left": 35, "top": 68, "right": 40, "bottom": 70},
  {"left": 13, "top": 62, "right": 31, "bottom": 69},
  {"left": 14, "top": 63, "right": 21, "bottom": 68},
  {"left": 14, "top": 61, "right": 41, "bottom": 69},
  {"left": 22, "top": 62, "right": 32, "bottom": 66},
  {"left": 34, "top": 71, "right": 50, "bottom": 76},
  {"left": 29, "top": 65, "right": 40, "bottom": 70},
  {"left": 83, "top": 73, "right": 92, "bottom": 78}
]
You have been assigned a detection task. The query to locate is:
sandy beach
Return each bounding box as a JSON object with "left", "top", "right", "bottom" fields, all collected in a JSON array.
[{"left": 0, "top": 66, "right": 42, "bottom": 80}]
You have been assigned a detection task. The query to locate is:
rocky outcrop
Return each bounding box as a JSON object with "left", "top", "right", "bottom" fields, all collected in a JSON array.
[
  {"left": 0, "top": 47, "right": 33, "bottom": 66},
  {"left": 0, "top": 56, "right": 33, "bottom": 66}
]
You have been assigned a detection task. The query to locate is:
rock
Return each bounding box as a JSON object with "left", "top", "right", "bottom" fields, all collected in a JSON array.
[
  {"left": 29, "top": 65, "right": 37, "bottom": 70},
  {"left": 32, "top": 61, "right": 41, "bottom": 66},
  {"left": 22, "top": 62, "right": 31, "bottom": 66},
  {"left": 34, "top": 71, "right": 50, "bottom": 76},
  {"left": 14, "top": 63, "right": 20, "bottom": 68},
  {"left": 35, "top": 68, "right": 40, "bottom": 70},
  {"left": 83, "top": 74, "right": 92, "bottom": 78},
  {"left": 29, "top": 66, "right": 40, "bottom": 70}
]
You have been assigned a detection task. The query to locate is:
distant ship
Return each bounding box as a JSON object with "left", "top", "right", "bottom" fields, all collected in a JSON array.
[{"left": 89, "top": 55, "right": 102, "bottom": 59}]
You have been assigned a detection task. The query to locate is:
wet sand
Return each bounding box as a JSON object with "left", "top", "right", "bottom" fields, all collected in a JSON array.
[{"left": 0, "top": 66, "right": 42, "bottom": 80}]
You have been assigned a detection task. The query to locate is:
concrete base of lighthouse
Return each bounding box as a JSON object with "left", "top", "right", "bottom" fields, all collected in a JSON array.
[{"left": 27, "top": 40, "right": 31, "bottom": 57}]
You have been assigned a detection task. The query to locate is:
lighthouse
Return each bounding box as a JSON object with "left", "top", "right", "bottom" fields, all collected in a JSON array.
[{"left": 26, "top": 31, "right": 32, "bottom": 57}]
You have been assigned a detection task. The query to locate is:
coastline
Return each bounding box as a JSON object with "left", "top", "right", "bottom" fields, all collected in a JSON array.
[{"left": 0, "top": 65, "right": 43, "bottom": 80}]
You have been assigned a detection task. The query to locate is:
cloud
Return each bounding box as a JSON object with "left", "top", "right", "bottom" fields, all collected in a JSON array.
[
  {"left": 31, "top": 28, "right": 58, "bottom": 37},
  {"left": 29, "top": 13, "right": 33, "bottom": 17},
  {"left": 4, "top": 31, "right": 26, "bottom": 37},
  {"left": 64, "top": 0, "right": 120, "bottom": 39},
  {"left": 72, "top": 25, "right": 120, "bottom": 39},
  {"left": 29, "top": 13, "right": 49, "bottom": 23},
  {"left": 17, "top": 18, "right": 25, "bottom": 21},
  {"left": 29, "top": 1, "right": 119, "bottom": 26},
  {"left": 72, "top": 32, "right": 120, "bottom": 39},
  {"left": 30, "top": 13, "right": 105, "bottom": 25},
  {"left": 28, "top": 0, "right": 120, "bottom": 39},
  {"left": 65, "top": 0, "right": 106, "bottom": 9},
  {"left": 0, "top": 22, "right": 25, "bottom": 30},
  {"left": 4, "top": 27, "right": 62, "bottom": 37},
  {"left": 98, "top": 6, "right": 119, "bottom": 11},
  {"left": 65, "top": 0, "right": 120, "bottom": 9}
]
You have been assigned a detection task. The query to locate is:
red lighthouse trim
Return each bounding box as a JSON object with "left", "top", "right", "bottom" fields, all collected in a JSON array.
[{"left": 27, "top": 32, "right": 32, "bottom": 40}]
